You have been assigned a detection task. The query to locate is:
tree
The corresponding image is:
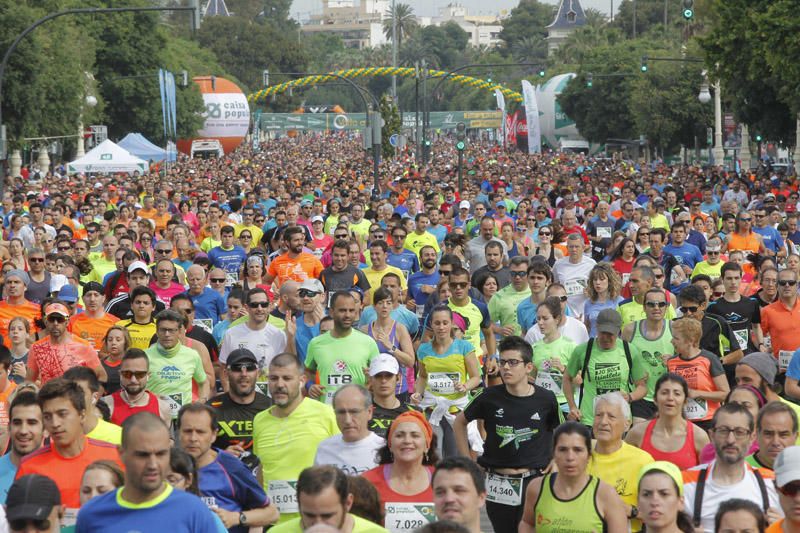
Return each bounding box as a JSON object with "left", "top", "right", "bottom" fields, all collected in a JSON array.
[
  {"left": 379, "top": 96, "right": 401, "bottom": 159},
  {"left": 614, "top": 0, "right": 685, "bottom": 37},
  {"left": 497, "top": 0, "right": 555, "bottom": 58},
  {"left": 511, "top": 35, "right": 547, "bottom": 64},
  {"left": 382, "top": 3, "right": 418, "bottom": 50}
]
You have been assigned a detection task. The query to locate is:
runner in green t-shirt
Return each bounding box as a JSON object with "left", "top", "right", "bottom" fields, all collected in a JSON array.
[
  {"left": 531, "top": 298, "right": 577, "bottom": 409},
  {"left": 305, "top": 292, "right": 379, "bottom": 403},
  {"left": 487, "top": 256, "right": 531, "bottom": 337},
  {"left": 563, "top": 309, "right": 648, "bottom": 426}
]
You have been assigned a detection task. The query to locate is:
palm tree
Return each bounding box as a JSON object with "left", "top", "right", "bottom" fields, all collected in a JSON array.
[
  {"left": 383, "top": 3, "right": 419, "bottom": 50},
  {"left": 511, "top": 35, "right": 547, "bottom": 63}
]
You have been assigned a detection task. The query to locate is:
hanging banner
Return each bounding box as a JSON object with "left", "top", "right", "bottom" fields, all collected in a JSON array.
[
  {"left": 259, "top": 111, "right": 502, "bottom": 132},
  {"left": 158, "top": 69, "right": 168, "bottom": 142},
  {"left": 495, "top": 88, "right": 506, "bottom": 146},
  {"left": 505, "top": 112, "right": 517, "bottom": 147},
  {"left": 521, "top": 80, "right": 541, "bottom": 153},
  {"left": 515, "top": 109, "right": 528, "bottom": 152}
]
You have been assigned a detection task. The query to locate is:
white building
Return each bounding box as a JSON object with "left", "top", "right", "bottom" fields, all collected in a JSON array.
[
  {"left": 429, "top": 3, "right": 503, "bottom": 48},
  {"left": 301, "top": 0, "right": 389, "bottom": 49}
]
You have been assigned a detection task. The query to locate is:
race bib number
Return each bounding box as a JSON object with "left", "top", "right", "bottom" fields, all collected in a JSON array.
[
  {"left": 268, "top": 480, "right": 299, "bottom": 514},
  {"left": 684, "top": 398, "right": 708, "bottom": 420},
  {"left": 733, "top": 329, "right": 749, "bottom": 352},
  {"left": 597, "top": 227, "right": 612, "bottom": 239},
  {"left": 225, "top": 272, "right": 239, "bottom": 286},
  {"left": 401, "top": 269, "right": 411, "bottom": 280},
  {"left": 384, "top": 503, "right": 436, "bottom": 533},
  {"left": 428, "top": 372, "right": 460, "bottom": 395},
  {"left": 193, "top": 318, "right": 213, "bottom": 334},
  {"left": 622, "top": 272, "right": 631, "bottom": 285},
  {"left": 61, "top": 508, "right": 78, "bottom": 528},
  {"left": 780, "top": 350, "right": 794, "bottom": 371},
  {"left": 167, "top": 393, "right": 183, "bottom": 418},
  {"left": 564, "top": 279, "right": 585, "bottom": 297},
  {"left": 534, "top": 371, "right": 562, "bottom": 394},
  {"left": 416, "top": 304, "right": 425, "bottom": 319},
  {"left": 485, "top": 473, "right": 523, "bottom": 506}
]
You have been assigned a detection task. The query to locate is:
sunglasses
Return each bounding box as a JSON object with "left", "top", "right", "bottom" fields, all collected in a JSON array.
[
  {"left": 248, "top": 301, "right": 270, "bottom": 308},
  {"left": 58, "top": 246, "right": 72, "bottom": 252},
  {"left": 510, "top": 271, "right": 527, "bottom": 278},
  {"left": 739, "top": 217, "right": 752, "bottom": 222},
  {"left": 680, "top": 306, "right": 699, "bottom": 313},
  {"left": 210, "top": 277, "right": 227, "bottom": 283},
  {"left": 645, "top": 301, "right": 668, "bottom": 308},
  {"left": 539, "top": 231, "right": 551, "bottom": 236},
  {"left": 120, "top": 370, "right": 148, "bottom": 380},
  {"left": 299, "top": 289, "right": 320, "bottom": 298},
  {"left": 46, "top": 315, "right": 67, "bottom": 323},
  {"left": 229, "top": 363, "right": 258, "bottom": 373},
  {"left": 450, "top": 282, "right": 469, "bottom": 289},
  {"left": 29, "top": 257, "right": 44, "bottom": 263},
  {"left": 778, "top": 280, "right": 798, "bottom": 287},
  {"left": 155, "top": 249, "right": 172, "bottom": 254}
]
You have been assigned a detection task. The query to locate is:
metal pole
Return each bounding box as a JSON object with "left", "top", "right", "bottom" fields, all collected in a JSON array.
[
  {"left": 633, "top": 0, "right": 637, "bottom": 38},
  {"left": 457, "top": 150, "right": 463, "bottom": 192},
  {"left": 664, "top": 0, "right": 668, "bottom": 27},
  {"left": 0, "top": 5, "right": 196, "bottom": 192},
  {"left": 422, "top": 65, "right": 428, "bottom": 164},
  {"left": 713, "top": 80, "right": 725, "bottom": 165},
  {"left": 414, "top": 61, "right": 420, "bottom": 164},
  {"left": 391, "top": 0, "right": 397, "bottom": 101}
]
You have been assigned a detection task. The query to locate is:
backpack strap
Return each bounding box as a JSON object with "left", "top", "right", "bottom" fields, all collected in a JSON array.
[
  {"left": 692, "top": 467, "right": 708, "bottom": 528},
  {"left": 623, "top": 340, "right": 633, "bottom": 386},
  {"left": 754, "top": 469, "right": 769, "bottom": 513},
  {"left": 577, "top": 338, "right": 594, "bottom": 408}
]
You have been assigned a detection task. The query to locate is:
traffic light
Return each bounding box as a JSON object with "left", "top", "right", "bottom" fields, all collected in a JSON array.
[
  {"left": 640, "top": 56, "right": 648, "bottom": 72},
  {"left": 456, "top": 122, "right": 466, "bottom": 151},
  {"left": 756, "top": 134, "right": 763, "bottom": 142},
  {"left": 586, "top": 73, "right": 593, "bottom": 88},
  {"left": 683, "top": 0, "right": 694, "bottom": 20},
  {"left": 538, "top": 69, "right": 546, "bottom": 78}
]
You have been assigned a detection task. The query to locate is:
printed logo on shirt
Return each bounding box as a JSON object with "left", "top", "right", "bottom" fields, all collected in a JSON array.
[
  {"left": 495, "top": 408, "right": 504, "bottom": 418},
  {"left": 497, "top": 425, "right": 538, "bottom": 450},
  {"left": 158, "top": 365, "right": 183, "bottom": 382},
  {"left": 594, "top": 363, "right": 622, "bottom": 395},
  {"left": 640, "top": 350, "right": 666, "bottom": 369},
  {"left": 531, "top": 412, "right": 541, "bottom": 421},
  {"left": 334, "top": 360, "right": 347, "bottom": 372}
]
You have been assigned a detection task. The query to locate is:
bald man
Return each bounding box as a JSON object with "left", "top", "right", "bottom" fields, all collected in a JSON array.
[{"left": 185, "top": 265, "right": 227, "bottom": 325}]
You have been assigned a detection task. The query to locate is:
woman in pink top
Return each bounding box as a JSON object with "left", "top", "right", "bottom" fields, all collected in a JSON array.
[{"left": 361, "top": 410, "right": 437, "bottom": 532}]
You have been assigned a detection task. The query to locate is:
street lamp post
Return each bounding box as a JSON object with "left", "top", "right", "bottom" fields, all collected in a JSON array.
[{"left": 698, "top": 74, "right": 725, "bottom": 166}]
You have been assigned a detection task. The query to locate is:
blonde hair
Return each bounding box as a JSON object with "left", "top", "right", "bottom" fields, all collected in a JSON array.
[
  {"left": 587, "top": 262, "right": 622, "bottom": 301},
  {"left": 671, "top": 317, "right": 702, "bottom": 346}
]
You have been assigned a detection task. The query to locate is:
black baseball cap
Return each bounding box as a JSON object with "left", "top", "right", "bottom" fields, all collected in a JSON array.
[
  {"left": 6, "top": 474, "right": 61, "bottom": 522},
  {"left": 227, "top": 348, "right": 258, "bottom": 366},
  {"left": 83, "top": 281, "right": 104, "bottom": 297}
]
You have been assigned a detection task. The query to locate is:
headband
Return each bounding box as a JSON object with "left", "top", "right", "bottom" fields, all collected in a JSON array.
[{"left": 388, "top": 410, "right": 433, "bottom": 449}]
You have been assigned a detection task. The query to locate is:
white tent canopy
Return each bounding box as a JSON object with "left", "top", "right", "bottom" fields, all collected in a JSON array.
[{"left": 67, "top": 139, "right": 148, "bottom": 175}]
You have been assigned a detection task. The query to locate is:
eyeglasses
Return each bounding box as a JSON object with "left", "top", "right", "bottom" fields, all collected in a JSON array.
[
  {"left": 157, "top": 327, "right": 179, "bottom": 335},
  {"left": 298, "top": 289, "right": 319, "bottom": 298},
  {"left": 210, "top": 277, "right": 226, "bottom": 283},
  {"left": 779, "top": 280, "right": 798, "bottom": 287},
  {"left": 29, "top": 257, "right": 44, "bottom": 263},
  {"left": 679, "top": 306, "right": 699, "bottom": 314},
  {"left": 229, "top": 363, "right": 258, "bottom": 373},
  {"left": 120, "top": 370, "right": 148, "bottom": 380},
  {"left": 539, "top": 231, "right": 551, "bottom": 237},
  {"left": 739, "top": 217, "right": 752, "bottom": 222},
  {"left": 450, "top": 282, "right": 469, "bottom": 289},
  {"left": 155, "top": 249, "right": 172, "bottom": 254},
  {"left": 248, "top": 301, "right": 270, "bottom": 308},
  {"left": 779, "top": 482, "right": 800, "bottom": 497},
  {"left": 58, "top": 246, "right": 72, "bottom": 252},
  {"left": 555, "top": 295, "right": 568, "bottom": 302},
  {"left": 707, "top": 251, "right": 720, "bottom": 255},
  {"left": 645, "top": 301, "right": 668, "bottom": 308},
  {"left": 654, "top": 273, "right": 665, "bottom": 279},
  {"left": 498, "top": 358, "right": 525, "bottom": 368},
  {"left": 9, "top": 519, "right": 51, "bottom": 531},
  {"left": 712, "top": 426, "right": 751, "bottom": 439},
  {"left": 240, "top": 235, "right": 252, "bottom": 240},
  {"left": 335, "top": 234, "right": 348, "bottom": 239},
  {"left": 510, "top": 271, "right": 527, "bottom": 278},
  {"left": 46, "top": 315, "right": 66, "bottom": 323}
]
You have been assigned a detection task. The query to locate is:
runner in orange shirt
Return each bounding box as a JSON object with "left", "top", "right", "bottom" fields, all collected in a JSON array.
[
  {"left": 0, "top": 270, "right": 40, "bottom": 348},
  {"left": 264, "top": 226, "right": 323, "bottom": 288},
  {"left": 68, "top": 282, "right": 119, "bottom": 350},
  {"left": 27, "top": 302, "right": 106, "bottom": 386}
]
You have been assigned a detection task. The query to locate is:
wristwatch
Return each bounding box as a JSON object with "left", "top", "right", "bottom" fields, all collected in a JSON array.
[{"left": 239, "top": 512, "right": 248, "bottom": 526}]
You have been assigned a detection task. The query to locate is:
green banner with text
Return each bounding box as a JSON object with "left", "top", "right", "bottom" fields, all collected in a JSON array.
[{"left": 259, "top": 111, "right": 502, "bottom": 132}]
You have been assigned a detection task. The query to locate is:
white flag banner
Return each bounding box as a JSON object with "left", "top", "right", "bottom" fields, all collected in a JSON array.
[
  {"left": 521, "top": 80, "right": 541, "bottom": 154},
  {"left": 494, "top": 88, "right": 506, "bottom": 146}
]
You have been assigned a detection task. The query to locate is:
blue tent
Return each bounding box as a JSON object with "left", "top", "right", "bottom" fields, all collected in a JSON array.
[{"left": 118, "top": 133, "right": 176, "bottom": 162}]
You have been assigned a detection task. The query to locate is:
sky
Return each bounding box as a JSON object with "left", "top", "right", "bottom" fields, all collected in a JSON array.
[{"left": 291, "top": 0, "right": 617, "bottom": 22}]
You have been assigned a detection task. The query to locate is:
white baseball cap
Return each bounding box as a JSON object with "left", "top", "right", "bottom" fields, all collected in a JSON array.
[
  {"left": 775, "top": 446, "right": 800, "bottom": 488},
  {"left": 127, "top": 261, "right": 150, "bottom": 275},
  {"left": 369, "top": 353, "right": 400, "bottom": 376},
  {"left": 459, "top": 200, "right": 471, "bottom": 210}
]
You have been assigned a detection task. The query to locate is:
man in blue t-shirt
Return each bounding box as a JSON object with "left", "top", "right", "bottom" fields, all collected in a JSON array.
[
  {"left": 753, "top": 203, "right": 785, "bottom": 256},
  {"left": 208, "top": 226, "right": 248, "bottom": 287},
  {"left": 663, "top": 222, "right": 703, "bottom": 272},
  {"left": 407, "top": 245, "right": 440, "bottom": 324},
  {"left": 184, "top": 265, "right": 227, "bottom": 325},
  {"left": 76, "top": 412, "right": 220, "bottom": 533},
  {"left": 178, "top": 404, "right": 277, "bottom": 532},
  {"left": 386, "top": 227, "right": 420, "bottom": 278}
]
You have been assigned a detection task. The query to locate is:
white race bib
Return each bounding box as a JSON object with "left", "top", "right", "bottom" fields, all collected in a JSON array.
[
  {"left": 384, "top": 503, "right": 436, "bottom": 533},
  {"left": 597, "top": 227, "right": 612, "bottom": 239},
  {"left": 167, "top": 393, "right": 183, "bottom": 418},
  {"left": 684, "top": 398, "right": 708, "bottom": 420},
  {"left": 534, "top": 371, "right": 562, "bottom": 395},
  {"left": 225, "top": 271, "right": 239, "bottom": 286},
  {"left": 428, "top": 372, "right": 460, "bottom": 395},
  {"left": 268, "top": 480, "right": 299, "bottom": 514},
  {"left": 416, "top": 304, "right": 425, "bottom": 320},
  {"left": 564, "top": 279, "right": 585, "bottom": 296},
  {"left": 622, "top": 273, "right": 631, "bottom": 285},
  {"left": 780, "top": 350, "right": 794, "bottom": 371},
  {"left": 485, "top": 473, "right": 523, "bottom": 506}
]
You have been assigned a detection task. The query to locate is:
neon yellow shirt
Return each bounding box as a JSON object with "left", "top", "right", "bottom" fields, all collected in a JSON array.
[
  {"left": 87, "top": 418, "right": 122, "bottom": 445},
  {"left": 270, "top": 515, "right": 388, "bottom": 532},
  {"left": 588, "top": 442, "right": 653, "bottom": 531}
]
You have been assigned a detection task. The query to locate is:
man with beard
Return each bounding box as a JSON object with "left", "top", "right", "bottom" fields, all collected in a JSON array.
[
  {"left": 253, "top": 353, "right": 338, "bottom": 524},
  {"left": 265, "top": 226, "right": 323, "bottom": 288},
  {"left": 0, "top": 391, "right": 44, "bottom": 502},
  {"left": 208, "top": 348, "right": 272, "bottom": 476},
  {"left": 682, "top": 402, "right": 781, "bottom": 532},
  {"left": 75, "top": 412, "right": 219, "bottom": 532},
  {"left": 407, "top": 245, "right": 440, "bottom": 321},
  {"left": 102, "top": 349, "right": 172, "bottom": 426},
  {"left": 305, "top": 292, "right": 379, "bottom": 404}
]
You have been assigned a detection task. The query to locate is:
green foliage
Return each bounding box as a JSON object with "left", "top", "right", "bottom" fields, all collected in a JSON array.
[
  {"left": 382, "top": 3, "right": 418, "bottom": 49},
  {"left": 701, "top": 0, "right": 797, "bottom": 144},
  {"left": 498, "top": 0, "right": 554, "bottom": 58},
  {"left": 613, "top": 0, "right": 687, "bottom": 37},
  {"left": 379, "top": 97, "right": 401, "bottom": 159}
]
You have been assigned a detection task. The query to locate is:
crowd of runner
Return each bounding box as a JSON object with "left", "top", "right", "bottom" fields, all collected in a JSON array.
[{"left": 0, "top": 133, "right": 799, "bottom": 532}]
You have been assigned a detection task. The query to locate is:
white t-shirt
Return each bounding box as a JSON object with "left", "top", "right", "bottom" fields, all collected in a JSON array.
[
  {"left": 682, "top": 461, "right": 781, "bottom": 533},
  {"left": 219, "top": 321, "right": 287, "bottom": 369},
  {"left": 314, "top": 432, "right": 384, "bottom": 475},
  {"left": 525, "top": 316, "right": 589, "bottom": 345},
  {"left": 551, "top": 257, "right": 596, "bottom": 319}
]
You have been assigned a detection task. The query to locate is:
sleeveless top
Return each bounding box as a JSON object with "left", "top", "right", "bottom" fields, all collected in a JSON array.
[
  {"left": 508, "top": 240, "right": 520, "bottom": 258},
  {"left": 535, "top": 245, "right": 557, "bottom": 267},
  {"left": 533, "top": 473, "right": 606, "bottom": 533},
  {"left": 368, "top": 320, "right": 398, "bottom": 354},
  {"left": 110, "top": 390, "right": 161, "bottom": 426},
  {"left": 640, "top": 418, "right": 698, "bottom": 471},
  {"left": 728, "top": 231, "right": 761, "bottom": 254}
]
